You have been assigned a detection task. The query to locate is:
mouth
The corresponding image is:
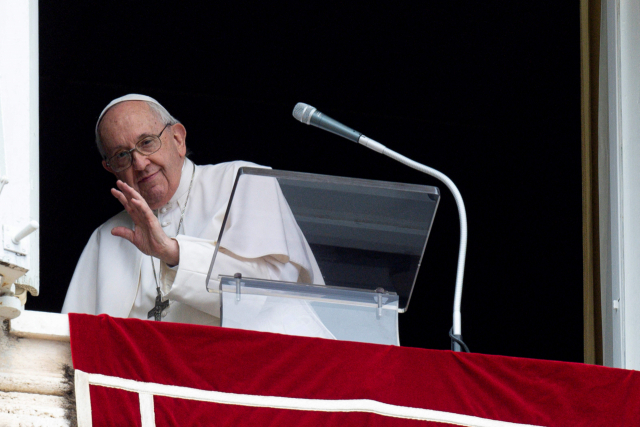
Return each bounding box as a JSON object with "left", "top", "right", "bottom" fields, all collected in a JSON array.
[{"left": 137, "top": 171, "right": 159, "bottom": 185}]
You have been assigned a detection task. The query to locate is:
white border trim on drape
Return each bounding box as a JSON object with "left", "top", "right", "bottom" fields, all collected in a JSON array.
[
  {"left": 74, "top": 369, "right": 92, "bottom": 427},
  {"left": 139, "top": 392, "right": 156, "bottom": 427},
  {"left": 74, "top": 370, "right": 545, "bottom": 427}
]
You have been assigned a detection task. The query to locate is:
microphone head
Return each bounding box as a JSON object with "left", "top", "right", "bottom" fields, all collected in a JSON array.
[{"left": 292, "top": 103, "right": 317, "bottom": 125}]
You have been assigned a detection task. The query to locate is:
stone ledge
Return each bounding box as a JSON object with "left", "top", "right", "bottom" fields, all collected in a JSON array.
[
  {"left": 10, "top": 310, "right": 70, "bottom": 342},
  {"left": 2, "top": 311, "right": 72, "bottom": 398},
  {"left": 0, "top": 390, "right": 66, "bottom": 416},
  {"left": 0, "top": 372, "right": 68, "bottom": 396},
  {"left": 0, "top": 413, "right": 69, "bottom": 427},
  {"left": 0, "top": 390, "right": 68, "bottom": 426}
]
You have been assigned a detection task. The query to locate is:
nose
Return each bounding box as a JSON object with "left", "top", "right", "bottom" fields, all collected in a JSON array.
[{"left": 131, "top": 151, "right": 149, "bottom": 171}]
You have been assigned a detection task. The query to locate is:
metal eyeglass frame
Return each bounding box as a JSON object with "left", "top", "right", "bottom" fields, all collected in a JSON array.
[{"left": 105, "top": 123, "right": 171, "bottom": 172}]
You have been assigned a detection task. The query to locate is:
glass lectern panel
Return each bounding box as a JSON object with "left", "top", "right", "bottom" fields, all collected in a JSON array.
[
  {"left": 219, "top": 275, "right": 400, "bottom": 346},
  {"left": 206, "top": 167, "right": 439, "bottom": 312}
]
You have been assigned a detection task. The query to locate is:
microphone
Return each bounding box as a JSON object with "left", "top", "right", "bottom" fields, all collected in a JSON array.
[
  {"left": 292, "top": 103, "right": 362, "bottom": 143},
  {"left": 292, "top": 102, "right": 470, "bottom": 352}
]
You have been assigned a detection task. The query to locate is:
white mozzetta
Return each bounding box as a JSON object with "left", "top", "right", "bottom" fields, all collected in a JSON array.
[{"left": 63, "top": 160, "right": 330, "bottom": 339}]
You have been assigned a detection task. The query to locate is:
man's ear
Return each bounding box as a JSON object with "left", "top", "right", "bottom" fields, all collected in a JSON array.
[
  {"left": 172, "top": 123, "right": 187, "bottom": 157},
  {"left": 102, "top": 160, "right": 116, "bottom": 175}
]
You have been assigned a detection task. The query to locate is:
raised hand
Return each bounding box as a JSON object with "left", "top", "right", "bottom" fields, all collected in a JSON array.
[{"left": 110, "top": 180, "right": 179, "bottom": 266}]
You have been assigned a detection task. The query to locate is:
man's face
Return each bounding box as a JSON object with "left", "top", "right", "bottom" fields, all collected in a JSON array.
[{"left": 100, "top": 101, "right": 187, "bottom": 210}]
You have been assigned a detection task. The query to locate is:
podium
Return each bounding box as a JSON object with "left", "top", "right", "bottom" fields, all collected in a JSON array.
[{"left": 206, "top": 167, "right": 439, "bottom": 345}]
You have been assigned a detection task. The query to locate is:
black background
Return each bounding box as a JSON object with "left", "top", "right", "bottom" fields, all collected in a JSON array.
[{"left": 34, "top": 2, "right": 582, "bottom": 362}]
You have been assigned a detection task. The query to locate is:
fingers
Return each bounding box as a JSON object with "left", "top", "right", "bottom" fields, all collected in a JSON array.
[
  {"left": 116, "top": 181, "right": 154, "bottom": 213},
  {"left": 111, "top": 184, "right": 160, "bottom": 239},
  {"left": 111, "top": 187, "right": 140, "bottom": 217},
  {"left": 130, "top": 197, "right": 158, "bottom": 224},
  {"left": 112, "top": 181, "right": 150, "bottom": 212},
  {"left": 116, "top": 180, "right": 142, "bottom": 203},
  {"left": 111, "top": 226, "right": 135, "bottom": 243},
  {"left": 111, "top": 188, "right": 135, "bottom": 218},
  {"left": 111, "top": 187, "right": 128, "bottom": 205},
  {"left": 110, "top": 181, "right": 170, "bottom": 258}
]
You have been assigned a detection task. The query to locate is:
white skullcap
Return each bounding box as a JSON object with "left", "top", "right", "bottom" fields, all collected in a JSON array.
[{"left": 95, "top": 94, "right": 164, "bottom": 134}]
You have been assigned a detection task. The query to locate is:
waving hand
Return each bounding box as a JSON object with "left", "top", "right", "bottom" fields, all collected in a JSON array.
[{"left": 110, "top": 180, "right": 179, "bottom": 266}]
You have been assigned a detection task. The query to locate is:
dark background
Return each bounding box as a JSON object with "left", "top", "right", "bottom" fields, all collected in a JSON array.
[{"left": 33, "top": 2, "right": 583, "bottom": 362}]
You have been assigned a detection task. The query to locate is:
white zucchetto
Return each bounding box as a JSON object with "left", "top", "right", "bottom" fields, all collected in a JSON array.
[{"left": 96, "top": 94, "right": 164, "bottom": 134}]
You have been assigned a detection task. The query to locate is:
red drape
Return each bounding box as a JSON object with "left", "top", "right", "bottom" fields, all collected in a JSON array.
[{"left": 69, "top": 313, "right": 640, "bottom": 426}]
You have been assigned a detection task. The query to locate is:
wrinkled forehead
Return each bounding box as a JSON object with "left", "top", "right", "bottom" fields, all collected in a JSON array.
[
  {"left": 99, "top": 101, "right": 161, "bottom": 148},
  {"left": 96, "top": 93, "right": 163, "bottom": 132}
]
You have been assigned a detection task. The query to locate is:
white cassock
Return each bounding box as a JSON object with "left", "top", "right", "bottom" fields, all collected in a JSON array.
[{"left": 62, "top": 158, "right": 334, "bottom": 339}]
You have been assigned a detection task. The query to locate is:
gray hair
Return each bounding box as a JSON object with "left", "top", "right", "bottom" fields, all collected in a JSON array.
[{"left": 95, "top": 101, "right": 181, "bottom": 158}]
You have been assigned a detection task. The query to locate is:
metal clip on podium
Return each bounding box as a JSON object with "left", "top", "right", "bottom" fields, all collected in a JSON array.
[{"left": 205, "top": 167, "right": 439, "bottom": 346}]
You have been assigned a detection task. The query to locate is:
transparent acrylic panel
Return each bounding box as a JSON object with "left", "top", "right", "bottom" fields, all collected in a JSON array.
[
  {"left": 220, "top": 276, "right": 400, "bottom": 345},
  {"left": 206, "top": 168, "right": 439, "bottom": 312}
]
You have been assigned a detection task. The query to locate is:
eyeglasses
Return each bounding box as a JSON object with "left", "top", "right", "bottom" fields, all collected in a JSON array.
[{"left": 105, "top": 124, "right": 171, "bottom": 172}]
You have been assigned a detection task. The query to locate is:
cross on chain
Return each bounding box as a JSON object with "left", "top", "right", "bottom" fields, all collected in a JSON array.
[{"left": 147, "top": 288, "right": 170, "bottom": 321}]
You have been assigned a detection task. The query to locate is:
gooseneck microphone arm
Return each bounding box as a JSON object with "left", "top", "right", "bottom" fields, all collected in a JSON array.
[
  {"left": 359, "top": 135, "right": 468, "bottom": 352},
  {"left": 292, "top": 103, "right": 469, "bottom": 352}
]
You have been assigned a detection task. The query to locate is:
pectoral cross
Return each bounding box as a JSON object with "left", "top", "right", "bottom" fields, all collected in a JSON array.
[{"left": 148, "top": 288, "right": 170, "bottom": 321}]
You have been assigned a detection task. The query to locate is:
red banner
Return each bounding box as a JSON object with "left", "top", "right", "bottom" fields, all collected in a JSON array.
[{"left": 69, "top": 313, "right": 640, "bottom": 426}]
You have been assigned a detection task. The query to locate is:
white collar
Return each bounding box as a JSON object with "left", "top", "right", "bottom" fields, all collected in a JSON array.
[{"left": 164, "top": 157, "right": 196, "bottom": 210}]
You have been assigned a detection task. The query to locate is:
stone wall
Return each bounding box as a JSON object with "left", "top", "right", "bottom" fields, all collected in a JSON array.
[{"left": 0, "top": 311, "right": 71, "bottom": 427}]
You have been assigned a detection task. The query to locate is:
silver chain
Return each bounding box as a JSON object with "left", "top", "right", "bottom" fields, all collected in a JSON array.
[{"left": 150, "top": 161, "right": 196, "bottom": 312}]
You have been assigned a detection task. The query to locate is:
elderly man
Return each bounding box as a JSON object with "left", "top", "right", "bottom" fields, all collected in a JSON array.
[{"left": 62, "top": 94, "right": 330, "bottom": 337}]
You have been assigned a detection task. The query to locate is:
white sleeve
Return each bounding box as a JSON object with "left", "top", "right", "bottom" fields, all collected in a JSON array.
[
  {"left": 160, "top": 235, "right": 283, "bottom": 318},
  {"left": 61, "top": 229, "right": 100, "bottom": 314},
  {"left": 161, "top": 235, "right": 334, "bottom": 339}
]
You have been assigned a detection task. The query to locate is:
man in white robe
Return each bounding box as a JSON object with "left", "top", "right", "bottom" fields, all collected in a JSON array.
[{"left": 62, "top": 94, "right": 333, "bottom": 338}]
